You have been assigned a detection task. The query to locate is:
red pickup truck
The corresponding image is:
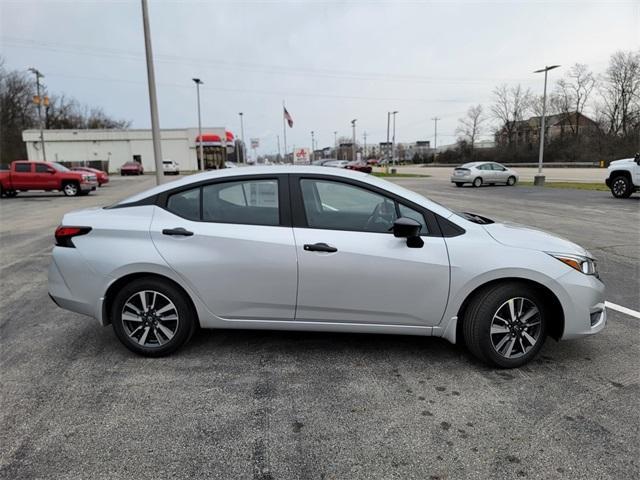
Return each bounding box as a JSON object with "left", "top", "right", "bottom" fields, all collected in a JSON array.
[{"left": 0, "top": 161, "right": 98, "bottom": 198}]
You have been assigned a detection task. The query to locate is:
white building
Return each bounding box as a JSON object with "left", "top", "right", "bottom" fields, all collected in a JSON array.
[{"left": 22, "top": 127, "right": 240, "bottom": 173}]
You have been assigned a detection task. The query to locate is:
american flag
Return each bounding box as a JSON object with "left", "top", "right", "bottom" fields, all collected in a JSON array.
[{"left": 283, "top": 107, "right": 294, "bottom": 128}]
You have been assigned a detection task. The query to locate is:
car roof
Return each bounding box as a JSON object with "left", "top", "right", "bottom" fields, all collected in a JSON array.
[{"left": 116, "top": 165, "right": 454, "bottom": 218}]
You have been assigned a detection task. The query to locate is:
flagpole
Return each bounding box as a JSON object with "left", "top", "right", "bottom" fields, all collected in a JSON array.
[{"left": 282, "top": 100, "right": 288, "bottom": 163}]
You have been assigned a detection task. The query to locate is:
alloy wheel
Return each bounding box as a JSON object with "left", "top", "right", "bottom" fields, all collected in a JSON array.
[
  {"left": 121, "top": 290, "right": 180, "bottom": 347},
  {"left": 612, "top": 178, "right": 628, "bottom": 197},
  {"left": 64, "top": 183, "right": 78, "bottom": 196},
  {"left": 490, "top": 297, "right": 541, "bottom": 359}
]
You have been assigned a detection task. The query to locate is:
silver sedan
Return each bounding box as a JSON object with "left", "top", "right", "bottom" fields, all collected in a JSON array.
[
  {"left": 48, "top": 166, "right": 604, "bottom": 368},
  {"left": 451, "top": 162, "right": 519, "bottom": 187}
]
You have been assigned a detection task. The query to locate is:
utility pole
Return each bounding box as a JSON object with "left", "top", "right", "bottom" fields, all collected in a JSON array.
[
  {"left": 141, "top": 0, "right": 164, "bottom": 184},
  {"left": 392, "top": 111, "right": 398, "bottom": 167},
  {"left": 238, "top": 112, "right": 245, "bottom": 163},
  {"left": 310, "top": 130, "right": 315, "bottom": 162},
  {"left": 432, "top": 117, "right": 440, "bottom": 150},
  {"left": 193, "top": 78, "right": 204, "bottom": 170},
  {"left": 351, "top": 119, "right": 357, "bottom": 162},
  {"left": 363, "top": 131, "right": 367, "bottom": 159},
  {"left": 28, "top": 68, "right": 46, "bottom": 161},
  {"left": 333, "top": 131, "right": 338, "bottom": 159},
  {"left": 534, "top": 65, "right": 560, "bottom": 186},
  {"left": 386, "top": 112, "right": 391, "bottom": 173}
]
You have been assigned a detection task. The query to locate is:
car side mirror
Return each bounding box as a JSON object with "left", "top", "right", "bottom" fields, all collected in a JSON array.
[
  {"left": 392, "top": 217, "right": 424, "bottom": 248},
  {"left": 48, "top": 168, "right": 56, "bottom": 174}
]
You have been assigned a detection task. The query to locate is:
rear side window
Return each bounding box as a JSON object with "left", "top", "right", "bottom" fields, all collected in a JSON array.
[
  {"left": 202, "top": 179, "right": 279, "bottom": 226},
  {"left": 15, "top": 163, "right": 31, "bottom": 172},
  {"left": 167, "top": 188, "right": 200, "bottom": 221}
]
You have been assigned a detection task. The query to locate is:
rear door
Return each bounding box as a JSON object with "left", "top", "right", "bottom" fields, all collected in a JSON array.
[
  {"left": 290, "top": 175, "right": 450, "bottom": 327},
  {"left": 150, "top": 174, "right": 298, "bottom": 321},
  {"left": 11, "top": 162, "right": 34, "bottom": 189}
]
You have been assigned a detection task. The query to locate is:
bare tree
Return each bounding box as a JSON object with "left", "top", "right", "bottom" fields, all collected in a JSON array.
[
  {"left": 456, "top": 104, "right": 487, "bottom": 150},
  {"left": 555, "top": 63, "right": 596, "bottom": 136},
  {"left": 598, "top": 50, "right": 640, "bottom": 136},
  {"left": 491, "top": 84, "right": 532, "bottom": 147}
]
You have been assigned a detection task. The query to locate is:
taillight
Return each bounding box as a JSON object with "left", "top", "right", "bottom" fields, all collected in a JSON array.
[{"left": 54, "top": 226, "right": 92, "bottom": 248}]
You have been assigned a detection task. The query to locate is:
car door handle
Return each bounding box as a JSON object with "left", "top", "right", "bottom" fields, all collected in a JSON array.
[
  {"left": 162, "top": 227, "right": 194, "bottom": 237},
  {"left": 304, "top": 242, "right": 338, "bottom": 253}
]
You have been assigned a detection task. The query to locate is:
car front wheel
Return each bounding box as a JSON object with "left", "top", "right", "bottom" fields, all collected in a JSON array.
[
  {"left": 62, "top": 182, "right": 79, "bottom": 196},
  {"left": 463, "top": 282, "right": 547, "bottom": 368},
  {"left": 507, "top": 176, "right": 517, "bottom": 186},
  {"left": 112, "top": 277, "right": 196, "bottom": 357},
  {"left": 611, "top": 175, "right": 632, "bottom": 198}
]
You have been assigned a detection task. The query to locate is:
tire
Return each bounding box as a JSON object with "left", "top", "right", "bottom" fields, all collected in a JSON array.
[
  {"left": 455, "top": 182, "right": 463, "bottom": 187},
  {"left": 610, "top": 175, "right": 632, "bottom": 198},
  {"left": 111, "top": 277, "right": 196, "bottom": 357},
  {"left": 472, "top": 177, "right": 483, "bottom": 188},
  {"left": 462, "top": 282, "right": 547, "bottom": 368},
  {"left": 5, "top": 190, "right": 18, "bottom": 198},
  {"left": 507, "top": 176, "right": 517, "bottom": 186},
  {"left": 62, "top": 182, "right": 80, "bottom": 197}
]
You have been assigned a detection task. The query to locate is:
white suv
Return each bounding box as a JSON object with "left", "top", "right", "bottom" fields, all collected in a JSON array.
[
  {"left": 162, "top": 160, "right": 180, "bottom": 176},
  {"left": 606, "top": 153, "right": 640, "bottom": 198}
]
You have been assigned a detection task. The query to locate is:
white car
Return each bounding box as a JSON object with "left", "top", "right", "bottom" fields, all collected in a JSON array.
[
  {"left": 323, "top": 160, "right": 350, "bottom": 168},
  {"left": 48, "top": 166, "right": 605, "bottom": 368},
  {"left": 162, "top": 160, "right": 180, "bottom": 175},
  {"left": 451, "top": 162, "right": 518, "bottom": 187}
]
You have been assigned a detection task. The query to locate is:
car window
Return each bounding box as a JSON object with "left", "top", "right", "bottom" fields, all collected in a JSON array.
[
  {"left": 15, "top": 163, "right": 31, "bottom": 172},
  {"left": 202, "top": 179, "right": 279, "bottom": 226},
  {"left": 35, "top": 163, "right": 50, "bottom": 172},
  {"left": 167, "top": 187, "right": 200, "bottom": 221},
  {"left": 300, "top": 179, "right": 397, "bottom": 233},
  {"left": 398, "top": 204, "right": 428, "bottom": 234},
  {"left": 491, "top": 163, "right": 506, "bottom": 171}
]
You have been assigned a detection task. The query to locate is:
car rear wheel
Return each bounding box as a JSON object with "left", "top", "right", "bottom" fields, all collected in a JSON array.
[
  {"left": 62, "top": 182, "right": 79, "bottom": 196},
  {"left": 611, "top": 175, "right": 632, "bottom": 198},
  {"left": 473, "top": 177, "right": 483, "bottom": 188},
  {"left": 463, "top": 282, "right": 547, "bottom": 368},
  {"left": 507, "top": 176, "right": 517, "bottom": 186},
  {"left": 112, "top": 277, "right": 196, "bottom": 357},
  {"left": 455, "top": 182, "right": 463, "bottom": 187}
]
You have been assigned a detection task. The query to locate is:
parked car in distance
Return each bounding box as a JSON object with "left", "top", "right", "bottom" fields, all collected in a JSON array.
[
  {"left": 72, "top": 167, "right": 109, "bottom": 186},
  {"left": 451, "top": 162, "right": 518, "bottom": 187},
  {"left": 0, "top": 160, "right": 97, "bottom": 197},
  {"left": 162, "top": 160, "right": 180, "bottom": 175},
  {"left": 323, "top": 160, "right": 349, "bottom": 168},
  {"left": 366, "top": 158, "right": 382, "bottom": 166},
  {"left": 49, "top": 166, "right": 605, "bottom": 368},
  {"left": 605, "top": 153, "right": 640, "bottom": 198},
  {"left": 120, "top": 161, "right": 144, "bottom": 176},
  {"left": 345, "top": 160, "right": 373, "bottom": 174},
  {"left": 312, "top": 159, "right": 333, "bottom": 166}
]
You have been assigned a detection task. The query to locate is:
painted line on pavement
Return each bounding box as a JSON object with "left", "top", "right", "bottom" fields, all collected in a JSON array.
[{"left": 605, "top": 301, "right": 640, "bottom": 319}]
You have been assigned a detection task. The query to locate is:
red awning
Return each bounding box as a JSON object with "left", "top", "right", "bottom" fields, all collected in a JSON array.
[{"left": 196, "top": 133, "right": 221, "bottom": 142}]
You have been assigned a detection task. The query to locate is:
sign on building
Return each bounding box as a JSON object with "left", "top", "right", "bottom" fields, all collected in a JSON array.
[
  {"left": 250, "top": 138, "right": 260, "bottom": 149},
  {"left": 294, "top": 147, "right": 311, "bottom": 165}
]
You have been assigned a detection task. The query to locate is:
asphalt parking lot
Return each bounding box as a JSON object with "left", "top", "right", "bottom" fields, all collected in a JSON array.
[{"left": 1, "top": 174, "right": 638, "bottom": 480}]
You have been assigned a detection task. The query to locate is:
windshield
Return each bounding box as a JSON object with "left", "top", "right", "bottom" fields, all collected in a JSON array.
[{"left": 50, "top": 163, "right": 70, "bottom": 172}]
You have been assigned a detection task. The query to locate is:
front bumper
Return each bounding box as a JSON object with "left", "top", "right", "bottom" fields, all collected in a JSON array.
[
  {"left": 605, "top": 177, "right": 611, "bottom": 187},
  {"left": 556, "top": 268, "right": 606, "bottom": 340},
  {"left": 80, "top": 181, "right": 98, "bottom": 191}
]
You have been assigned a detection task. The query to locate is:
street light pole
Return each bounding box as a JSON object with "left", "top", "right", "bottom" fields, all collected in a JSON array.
[
  {"left": 386, "top": 111, "right": 391, "bottom": 174},
  {"left": 333, "top": 131, "right": 338, "bottom": 159},
  {"left": 28, "top": 67, "right": 46, "bottom": 161},
  {"left": 363, "top": 131, "right": 367, "bottom": 159},
  {"left": 533, "top": 65, "right": 561, "bottom": 186},
  {"left": 238, "top": 112, "right": 245, "bottom": 164},
  {"left": 351, "top": 119, "right": 357, "bottom": 161},
  {"left": 392, "top": 111, "right": 398, "bottom": 167},
  {"left": 193, "top": 78, "right": 204, "bottom": 171},
  {"left": 310, "top": 130, "right": 315, "bottom": 162},
  {"left": 141, "top": 0, "right": 164, "bottom": 185}
]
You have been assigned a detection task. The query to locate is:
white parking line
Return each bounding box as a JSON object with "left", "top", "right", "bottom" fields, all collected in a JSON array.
[{"left": 605, "top": 301, "right": 640, "bottom": 319}]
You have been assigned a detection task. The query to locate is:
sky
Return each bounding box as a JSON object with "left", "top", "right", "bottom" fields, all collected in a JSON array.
[{"left": 1, "top": 0, "right": 639, "bottom": 155}]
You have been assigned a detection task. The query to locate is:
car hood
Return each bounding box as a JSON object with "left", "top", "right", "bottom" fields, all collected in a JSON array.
[
  {"left": 482, "top": 222, "right": 591, "bottom": 257},
  {"left": 608, "top": 158, "right": 635, "bottom": 168}
]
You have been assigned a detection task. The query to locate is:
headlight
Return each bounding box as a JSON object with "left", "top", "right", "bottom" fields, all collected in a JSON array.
[{"left": 548, "top": 253, "right": 598, "bottom": 276}]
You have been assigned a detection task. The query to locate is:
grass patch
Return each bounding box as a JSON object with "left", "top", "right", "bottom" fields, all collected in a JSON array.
[
  {"left": 372, "top": 172, "right": 430, "bottom": 178},
  {"left": 518, "top": 181, "right": 608, "bottom": 191}
]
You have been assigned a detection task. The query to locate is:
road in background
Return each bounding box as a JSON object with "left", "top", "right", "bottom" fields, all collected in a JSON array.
[{"left": 1, "top": 175, "right": 638, "bottom": 480}]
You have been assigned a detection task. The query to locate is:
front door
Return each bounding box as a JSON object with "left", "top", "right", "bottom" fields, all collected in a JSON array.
[
  {"left": 291, "top": 177, "right": 450, "bottom": 326},
  {"left": 150, "top": 176, "right": 298, "bottom": 321}
]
